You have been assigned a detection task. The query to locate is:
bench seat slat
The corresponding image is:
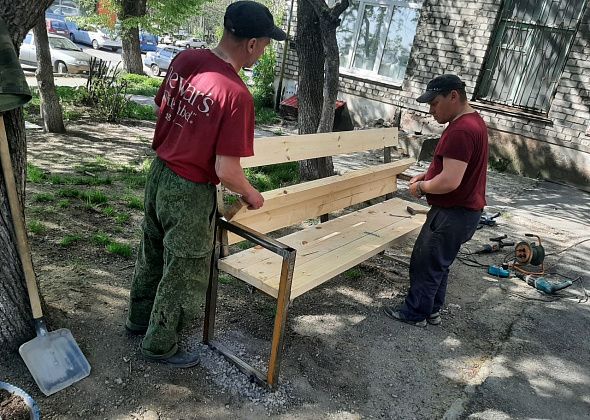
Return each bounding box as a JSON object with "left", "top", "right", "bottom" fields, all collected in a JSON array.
[{"left": 218, "top": 198, "right": 427, "bottom": 299}]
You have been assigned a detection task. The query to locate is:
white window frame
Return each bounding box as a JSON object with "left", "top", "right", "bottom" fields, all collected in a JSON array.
[{"left": 337, "top": 0, "right": 422, "bottom": 85}]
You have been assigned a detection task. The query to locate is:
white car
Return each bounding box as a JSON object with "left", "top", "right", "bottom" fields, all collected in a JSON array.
[
  {"left": 69, "top": 23, "right": 122, "bottom": 51},
  {"left": 19, "top": 32, "right": 91, "bottom": 74},
  {"left": 174, "top": 38, "right": 206, "bottom": 49}
]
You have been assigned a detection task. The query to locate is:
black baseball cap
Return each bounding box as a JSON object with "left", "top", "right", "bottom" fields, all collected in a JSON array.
[
  {"left": 224, "top": 1, "right": 287, "bottom": 41},
  {"left": 416, "top": 74, "right": 466, "bottom": 103}
]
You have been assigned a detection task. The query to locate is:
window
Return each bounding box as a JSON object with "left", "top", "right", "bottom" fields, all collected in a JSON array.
[
  {"left": 477, "top": 0, "right": 587, "bottom": 113},
  {"left": 335, "top": 0, "right": 422, "bottom": 84}
]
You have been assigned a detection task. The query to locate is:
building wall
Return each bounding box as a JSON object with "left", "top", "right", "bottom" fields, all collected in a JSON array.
[{"left": 275, "top": 0, "right": 590, "bottom": 187}]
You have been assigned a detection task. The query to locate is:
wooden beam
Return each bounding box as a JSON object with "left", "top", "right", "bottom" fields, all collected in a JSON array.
[
  {"left": 227, "top": 159, "right": 414, "bottom": 244},
  {"left": 242, "top": 128, "right": 399, "bottom": 168}
]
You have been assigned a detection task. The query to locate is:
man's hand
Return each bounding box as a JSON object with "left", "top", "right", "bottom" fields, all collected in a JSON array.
[
  {"left": 243, "top": 190, "right": 264, "bottom": 210},
  {"left": 409, "top": 181, "right": 422, "bottom": 198},
  {"left": 409, "top": 173, "right": 426, "bottom": 184}
]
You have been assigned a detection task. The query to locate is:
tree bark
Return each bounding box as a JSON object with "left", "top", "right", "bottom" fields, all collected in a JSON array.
[
  {"left": 0, "top": 2, "right": 53, "bottom": 353},
  {"left": 119, "top": 0, "right": 147, "bottom": 74},
  {"left": 33, "top": 18, "right": 66, "bottom": 133},
  {"left": 296, "top": 0, "right": 334, "bottom": 181},
  {"left": 296, "top": 0, "right": 349, "bottom": 181}
]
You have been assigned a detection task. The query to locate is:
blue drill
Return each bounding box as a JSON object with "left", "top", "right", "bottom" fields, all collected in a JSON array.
[{"left": 522, "top": 275, "right": 572, "bottom": 294}]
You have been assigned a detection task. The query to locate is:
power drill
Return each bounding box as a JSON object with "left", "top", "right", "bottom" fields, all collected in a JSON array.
[{"left": 519, "top": 274, "right": 573, "bottom": 294}]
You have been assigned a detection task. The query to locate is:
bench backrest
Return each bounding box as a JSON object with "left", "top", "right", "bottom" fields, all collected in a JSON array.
[{"left": 224, "top": 128, "right": 411, "bottom": 244}]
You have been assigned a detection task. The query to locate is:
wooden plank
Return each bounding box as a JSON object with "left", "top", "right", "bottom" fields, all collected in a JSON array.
[
  {"left": 242, "top": 128, "right": 398, "bottom": 168},
  {"left": 227, "top": 159, "right": 414, "bottom": 244},
  {"left": 218, "top": 198, "right": 428, "bottom": 298}
]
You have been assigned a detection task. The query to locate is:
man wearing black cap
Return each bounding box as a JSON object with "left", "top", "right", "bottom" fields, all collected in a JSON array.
[
  {"left": 383, "top": 74, "right": 488, "bottom": 327},
  {"left": 126, "top": 1, "right": 286, "bottom": 367}
]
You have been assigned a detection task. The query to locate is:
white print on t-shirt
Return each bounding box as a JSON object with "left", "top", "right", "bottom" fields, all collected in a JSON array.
[{"left": 161, "top": 64, "right": 215, "bottom": 128}]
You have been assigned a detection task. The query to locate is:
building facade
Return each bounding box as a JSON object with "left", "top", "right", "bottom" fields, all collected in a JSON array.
[{"left": 276, "top": 0, "right": 590, "bottom": 187}]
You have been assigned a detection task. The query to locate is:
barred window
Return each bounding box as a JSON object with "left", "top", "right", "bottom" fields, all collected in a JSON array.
[
  {"left": 335, "top": 0, "right": 422, "bottom": 84},
  {"left": 477, "top": 0, "right": 587, "bottom": 113}
]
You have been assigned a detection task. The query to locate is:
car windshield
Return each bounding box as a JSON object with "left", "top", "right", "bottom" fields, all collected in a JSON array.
[
  {"left": 50, "top": 20, "right": 67, "bottom": 29},
  {"left": 49, "top": 37, "right": 80, "bottom": 51}
]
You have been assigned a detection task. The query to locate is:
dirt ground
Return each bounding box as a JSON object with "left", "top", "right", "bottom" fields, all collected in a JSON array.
[{"left": 1, "top": 120, "right": 589, "bottom": 420}]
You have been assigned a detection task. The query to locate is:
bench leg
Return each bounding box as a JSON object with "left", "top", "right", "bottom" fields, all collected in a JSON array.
[
  {"left": 267, "top": 250, "right": 296, "bottom": 388},
  {"left": 203, "top": 221, "right": 222, "bottom": 344}
]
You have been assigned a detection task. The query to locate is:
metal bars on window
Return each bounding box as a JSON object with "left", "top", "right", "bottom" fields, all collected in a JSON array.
[{"left": 478, "top": 0, "right": 587, "bottom": 113}]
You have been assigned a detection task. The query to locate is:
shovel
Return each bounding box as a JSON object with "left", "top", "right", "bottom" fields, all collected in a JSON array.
[{"left": 0, "top": 115, "right": 91, "bottom": 396}]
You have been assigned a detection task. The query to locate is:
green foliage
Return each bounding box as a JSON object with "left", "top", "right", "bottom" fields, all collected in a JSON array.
[
  {"left": 102, "top": 206, "right": 116, "bottom": 217},
  {"left": 58, "top": 199, "right": 71, "bottom": 209},
  {"left": 32, "top": 193, "right": 55, "bottom": 203},
  {"left": 106, "top": 242, "right": 132, "bottom": 258},
  {"left": 60, "top": 234, "right": 82, "bottom": 247},
  {"left": 28, "top": 220, "right": 47, "bottom": 235},
  {"left": 252, "top": 47, "right": 276, "bottom": 109},
  {"left": 489, "top": 156, "right": 511, "bottom": 173},
  {"left": 344, "top": 268, "right": 363, "bottom": 280},
  {"left": 122, "top": 102, "right": 157, "bottom": 121},
  {"left": 86, "top": 59, "right": 129, "bottom": 122},
  {"left": 121, "top": 73, "right": 162, "bottom": 96},
  {"left": 115, "top": 212, "right": 131, "bottom": 224},
  {"left": 50, "top": 174, "right": 112, "bottom": 186},
  {"left": 57, "top": 188, "right": 83, "bottom": 199},
  {"left": 244, "top": 162, "right": 299, "bottom": 192},
  {"left": 82, "top": 190, "right": 108, "bottom": 205},
  {"left": 92, "top": 231, "right": 111, "bottom": 246},
  {"left": 255, "top": 107, "right": 280, "bottom": 125},
  {"left": 27, "top": 164, "right": 47, "bottom": 183},
  {"left": 125, "top": 195, "right": 144, "bottom": 210}
]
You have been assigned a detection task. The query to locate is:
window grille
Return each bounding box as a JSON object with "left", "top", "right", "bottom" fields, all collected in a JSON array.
[{"left": 478, "top": 0, "right": 587, "bottom": 113}]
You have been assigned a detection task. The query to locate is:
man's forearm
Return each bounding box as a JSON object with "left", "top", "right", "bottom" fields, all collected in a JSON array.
[{"left": 420, "top": 175, "right": 458, "bottom": 195}]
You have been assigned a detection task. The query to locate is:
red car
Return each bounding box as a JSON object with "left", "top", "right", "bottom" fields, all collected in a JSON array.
[{"left": 46, "top": 18, "right": 69, "bottom": 37}]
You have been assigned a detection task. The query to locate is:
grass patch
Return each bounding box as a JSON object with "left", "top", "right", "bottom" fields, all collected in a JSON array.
[
  {"left": 57, "top": 199, "right": 71, "bottom": 209},
  {"left": 27, "top": 164, "right": 47, "bottom": 183},
  {"left": 81, "top": 190, "right": 108, "bottom": 205},
  {"left": 245, "top": 162, "right": 299, "bottom": 192},
  {"left": 50, "top": 174, "right": 112, "bottom": 186},
  {"left": 343, "top": 268, "right": 362, "bottom": 280},
  {"left": 115, "top": 212, "right": 130, "bottom": 224},
  {"left": 102, "top": 206, "right": 116, "bottom": 217},
  {"left": 120, "top": 73, "right": 161, "bottom": 96},
  {"left": 32, "top": 192, "right": 55, "bottom": 203},
  {"left": 123, "top": 102, "right": 156, "bottom": 121},
  {"left": 60, "top": 234, "right": 82, "bottom": 247},
  {"left": 57, "top": 187, "right": 83, "bottom": 199},
  {"left": 255, "top": 107, "right": 280, "bottom": 125},
  {"left": 125, "top": 195, "right": 144, "bottom": 211},
  {"left": 92, "top": 231, "right": 111, "bottom": 246},
  {"left": 28, "top": 220, "right": 46, "bottom": 234},
  {"left": 219, "top": 273, "right": 235, "bottom": 285},
  {"left": 106, "top": 242, "right": 132, "bottom": 258}
]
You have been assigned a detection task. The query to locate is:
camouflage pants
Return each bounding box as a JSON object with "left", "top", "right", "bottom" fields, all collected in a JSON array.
[{"left": 126, "top": 157, "right": 216, "bottom": 357}]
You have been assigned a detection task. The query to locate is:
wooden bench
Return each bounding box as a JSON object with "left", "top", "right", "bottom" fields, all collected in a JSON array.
[{"left": 203, "top": 128, "right": 428, "bottom": 389}]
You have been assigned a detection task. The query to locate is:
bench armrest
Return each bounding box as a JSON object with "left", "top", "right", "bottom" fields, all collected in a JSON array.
[{"left": 218, "top": 217, "right": 296, "bottom": 258}]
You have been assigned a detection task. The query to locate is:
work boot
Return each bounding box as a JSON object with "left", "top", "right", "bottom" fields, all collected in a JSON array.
[
  {"left": 427, "top": 311, "right": 441, "bottom": 325},
  {"left": 141, "top": 347, "right": 200, "bottom": 369},
  {"left": 125, "top": 318, "right": 148, "bottom": 335},
  {"left": 383, "top": 306, "right": 427, "bottom": 327}
]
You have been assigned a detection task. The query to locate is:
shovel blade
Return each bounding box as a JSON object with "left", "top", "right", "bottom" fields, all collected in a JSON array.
[{"left": 19, "top": 328, "right": 91, "bottom": 396}]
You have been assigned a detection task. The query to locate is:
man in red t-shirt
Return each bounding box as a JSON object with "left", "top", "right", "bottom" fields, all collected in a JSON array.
[
  {"left": 384, "top": 74, "right": 488, "bottom": 327},
  {"left": 126, "top": 1, "right": 286, "bottom": 366}
]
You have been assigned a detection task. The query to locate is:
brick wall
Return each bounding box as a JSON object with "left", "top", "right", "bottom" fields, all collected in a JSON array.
[{"left": 274, "top": 0, "right": 590, "bottom": 186}]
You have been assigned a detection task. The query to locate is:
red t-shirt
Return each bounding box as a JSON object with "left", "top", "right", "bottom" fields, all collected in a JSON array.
[
  {"left": 424, "top": 112, "right": 488, "bottom": 211},
  {"left": 152, "top": 49, "right": 255, "bottom": 184}
]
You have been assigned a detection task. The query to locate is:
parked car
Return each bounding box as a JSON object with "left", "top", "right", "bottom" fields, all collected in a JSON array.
[
  {"left": 19, "top": 32, "right": 92, "bottom": 74},
  {"left": 47, "top": 4, "right": 80, "bottom": 17},
  {"left": 68, "top": 23, "right": 122, "bottom": 51},
  {"left": 139, "top": 32, "right": 158, "bottom": 53},
  {"left": 46, "top": 17, "right": 69, "bottom": 37},
  {"left": 160, "top": 34, "right": 174, "bottom": 45},
  {"left": 174, "top": 37, "right": 206, "bottom": 49},
  {"left": 143, "top": 46, "right": 183, "bottom": 76}
]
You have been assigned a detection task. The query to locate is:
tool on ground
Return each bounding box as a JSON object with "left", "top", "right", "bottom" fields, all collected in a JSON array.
[
  {"left": 477, "top": 212, "right": 500, "bottom": 229},
  {"left": 406, "top": 205, "right": 428, "bottom": 215},
  {"left": 516, "top": 273, "right": 573, "bottom": 294},
  {"left": 475, "top": 234, "right": 515, "bottom": 254},
  {"left": 512, "top": 233, "right": 545, "bottom": 276},
  {"left": 488, "top": 265, "right": 510, "bottom": 278},
  {"left": 0, "top": 23, "right": 90, "bottom": 396}
]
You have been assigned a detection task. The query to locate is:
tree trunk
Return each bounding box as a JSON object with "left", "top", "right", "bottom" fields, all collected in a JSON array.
[
  {"left": 0, "top": 109, "right": 36, "bottom": 353},
  {"left": 119, "top": 0, "right": 147, "bottom": 74},
  {"left": 0, "top": 3, "right": 53, "bottom": 353},
  {"left": 296, "top": 0, "right": 334, "bottom": 181},
  {"left": 33, "top": 18, "right": 66, "bottom": 133}
]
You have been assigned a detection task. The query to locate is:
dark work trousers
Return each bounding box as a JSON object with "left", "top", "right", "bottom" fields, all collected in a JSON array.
[{"left": 399, "top": 206, "right": 481, "bottom": 322}]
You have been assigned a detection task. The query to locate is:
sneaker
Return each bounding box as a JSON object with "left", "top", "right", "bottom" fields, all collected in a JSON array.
[
  {"left": 427, "top": 311, "right": 441, "bottom": 325},
  {"left": 142, "top": 349, "right": 200, "bottom": 369},
  {"left": 383, "top": 306, "right": 427, "bottom": 327}
]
